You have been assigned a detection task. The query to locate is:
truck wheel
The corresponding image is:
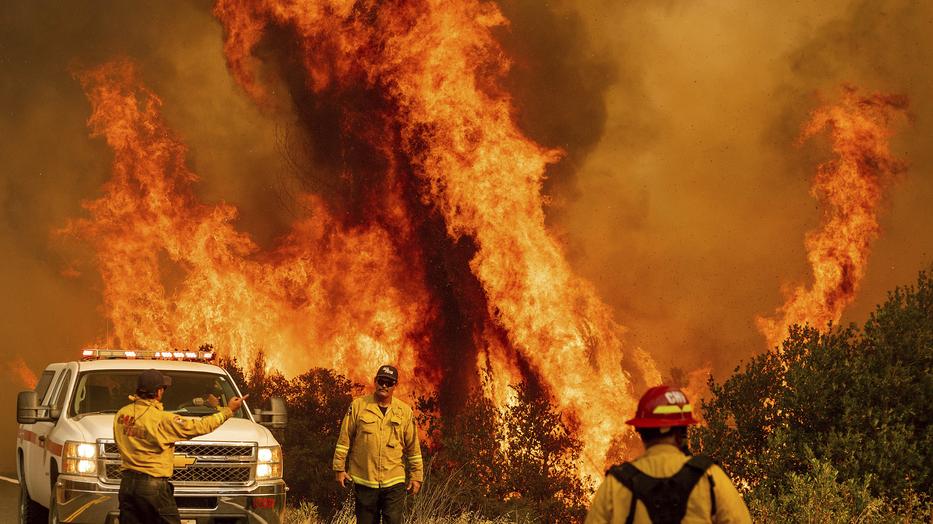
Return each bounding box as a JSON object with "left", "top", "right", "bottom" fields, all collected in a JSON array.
[
  {"left": 19, "top": 481, "right": 48, "bottom": 524},
  {"left": 48, "top": 466, "right": 60, "bottom": 524},
  {"left": 48, "top": 491, "right": 59, "bottom": 524}
]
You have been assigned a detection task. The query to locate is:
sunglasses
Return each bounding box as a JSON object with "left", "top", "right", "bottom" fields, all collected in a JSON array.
[{"left": 376, "top": 378, "right": 397, "bottom": 388}]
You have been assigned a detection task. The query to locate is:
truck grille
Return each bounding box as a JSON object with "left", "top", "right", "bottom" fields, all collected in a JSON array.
[{"left": 100, "top": 440, "right": 256, "bottom": 485}]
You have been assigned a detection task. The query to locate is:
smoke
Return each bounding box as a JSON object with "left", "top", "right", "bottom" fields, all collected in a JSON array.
[{"left": 552, "top": 0, "right": 933, "bottom": 375}]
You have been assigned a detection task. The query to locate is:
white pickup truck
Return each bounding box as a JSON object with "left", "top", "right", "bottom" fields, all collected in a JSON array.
[{"left": 16, "top": 348, "right": 288, "bottom": 524}]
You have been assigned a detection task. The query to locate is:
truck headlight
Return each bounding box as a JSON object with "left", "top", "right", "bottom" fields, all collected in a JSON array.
[
  {"left": 255, "top": 446, "right": 282, "bottom": 480},
  {"left": 63, "top": 441, "right": 98, "bottom": 476}
]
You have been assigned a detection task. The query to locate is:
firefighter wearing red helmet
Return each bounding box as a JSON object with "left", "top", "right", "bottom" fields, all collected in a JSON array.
[{"left": 585, "top": 385, "right": 751, "bottom": 524}]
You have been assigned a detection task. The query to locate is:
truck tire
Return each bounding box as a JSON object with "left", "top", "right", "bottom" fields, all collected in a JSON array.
[
  {"left": 48, "top": 493, "right": 59, "bottom": 524},
  {"left": 48, "top": 465, "right": 60, "bottom": 524},
  {"left": 19, "top": 481, "right": 48, "bottom": 524}
]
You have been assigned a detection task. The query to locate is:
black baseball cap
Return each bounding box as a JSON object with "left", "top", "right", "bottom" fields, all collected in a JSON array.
[
  {"left": 375, "top": 365, "right": 398, "bottom": 383},
  {"left": 137, "top": 369, "right": 172, "bottom": 395}
]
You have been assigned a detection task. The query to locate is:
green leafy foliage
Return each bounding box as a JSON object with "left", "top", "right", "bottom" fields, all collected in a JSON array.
[
  {"left": 692, "top": 268, "right": 933, "bottom": 515},
  {"left": 749, "top": 457, "right": 929, "bottom": 523},
  {"left": 418, "top": 383, "right": 591, "bottom": 522},
  {"left": 220, "top": 354, "right": 361, "bottom": 518}
]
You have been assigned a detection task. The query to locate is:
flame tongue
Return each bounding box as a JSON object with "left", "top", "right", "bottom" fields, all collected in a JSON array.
[
  {"left": 757, "top": 88, "right": 908, "bottom": 349},
  {"left": 66, "top": 60, "right": 432, "bottom": 388}
]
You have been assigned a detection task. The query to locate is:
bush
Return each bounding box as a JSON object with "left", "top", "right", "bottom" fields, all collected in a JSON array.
[
  {"left": 749, "top": 457, "right": 929, "bottom": 523},
  {"left": 220, "top": 355, "right": 361, "bottom": 519},
  {"left": 692, "top": 267, "right": 933, "bottom": 514},
  {"left": 418, "top": 383, "right": 590, "bottom": 522}
]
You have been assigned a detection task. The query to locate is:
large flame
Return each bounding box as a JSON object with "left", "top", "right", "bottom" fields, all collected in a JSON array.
[
  {"left": 63, "top": 0, "right": 664, "bottom": 479},
  {"left": 757, "top": 88, "right": 907, "bottom": 349},
  {"left": 65, "top": 60, "right": 432, "bottom": 390}
]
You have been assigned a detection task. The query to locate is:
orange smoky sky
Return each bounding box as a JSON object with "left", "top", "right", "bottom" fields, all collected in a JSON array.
[{"left": 2, "top": 0, "right": 933, "bottom": 473}]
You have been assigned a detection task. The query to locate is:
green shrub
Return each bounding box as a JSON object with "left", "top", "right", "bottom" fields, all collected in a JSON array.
[
  {"left": 692, "top": 267, "right": 933, "bottom": 514},
  {"left": 220, "top": 356, "right": 361, "bottom": 519},
  {"left": 749, "top": 457, "right": 930, "bottom": 523},
  {"left": 417, "top": 383, "right": 589, "bottom": 522}
]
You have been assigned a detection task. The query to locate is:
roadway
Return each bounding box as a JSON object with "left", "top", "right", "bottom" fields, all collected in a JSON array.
[{"left": 1, "top": 473, "right": 20, "bottom": 516}]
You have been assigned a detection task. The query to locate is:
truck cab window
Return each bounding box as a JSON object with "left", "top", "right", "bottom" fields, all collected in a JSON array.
[
  {"left": 34, "top": 370, "right": 55, "bottom": 403},
  {"left": 70, "top": 371, "right": 246, "bottom": 419},
  {"left": 52, "top": 370, "right": 73, "bottom": 414}
]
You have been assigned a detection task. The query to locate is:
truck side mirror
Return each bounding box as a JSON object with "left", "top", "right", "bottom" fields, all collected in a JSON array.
[
  {"left": 17, "top": 391, "right": 38, "bottom": 424},
  {"left": 256, "top": 396, "right": 287, "bottom": 430}
]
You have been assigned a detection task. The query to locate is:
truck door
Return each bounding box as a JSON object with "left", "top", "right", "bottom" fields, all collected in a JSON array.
[{"left": 28, "top": 368, "right": 72, "bottom": 507}]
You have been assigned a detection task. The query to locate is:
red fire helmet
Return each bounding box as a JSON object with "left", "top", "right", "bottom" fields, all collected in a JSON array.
[{"left": 626, "top": 385, "right": 699, "bottom": 428}]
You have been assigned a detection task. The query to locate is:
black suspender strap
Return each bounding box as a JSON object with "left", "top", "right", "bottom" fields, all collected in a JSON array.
[
  {"left": 686, "top": 455, "right": 717, "bottom": 518},
  {"left": 606, "top": 455, "right": 718, "bottom": 524},
  {"left": 707, "top": 472, "right": 717, "bottom": 517},
  {"left": 627, "top": 494, "right": 637, "bottom": 524},
  {"left": 607, "top": 463, "right": 640, "bottom": 524}
]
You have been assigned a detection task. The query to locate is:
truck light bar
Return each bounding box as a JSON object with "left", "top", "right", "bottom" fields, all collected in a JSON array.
[{"left": 80, "top": 348, "right": 215, "bottom": 362}]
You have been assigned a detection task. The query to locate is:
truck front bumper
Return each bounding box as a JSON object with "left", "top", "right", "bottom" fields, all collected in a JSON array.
[{"left": 54, "top": 475, "right": 286, "bottom": 524}]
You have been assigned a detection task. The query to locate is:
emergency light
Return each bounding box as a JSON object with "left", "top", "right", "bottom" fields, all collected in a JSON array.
[{"left": 80, "top": 348, "right": 216, "bottom": 362}]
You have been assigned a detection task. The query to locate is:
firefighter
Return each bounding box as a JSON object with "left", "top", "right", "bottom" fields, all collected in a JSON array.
[
  {"left": 113, "top": 369, "right": 247, "bottom": 524},
  {"left": 585, "top": 385, "right": 752, "bottom": 524},
  {"left": 333, "top": 365, "right": 423, "bottom": 524}
]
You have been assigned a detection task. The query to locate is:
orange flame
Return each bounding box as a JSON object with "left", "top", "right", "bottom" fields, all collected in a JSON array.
[
  {"left": 11, "top": 357, "right": 37, "bottom": 389},
  {"left": 211, "top": 0, "right": 662, "bottom": 475},
  {"left": 63, "top": 0, "right": 664, "bottom": 479},
  {"left": 64, "top": 60, "right": 434, "bottom": 390},
  {"left": 757, "top": 88, "right": 907, "bottom": 349}
]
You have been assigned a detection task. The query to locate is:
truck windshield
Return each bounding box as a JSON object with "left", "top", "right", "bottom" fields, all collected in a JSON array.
[{"left": 70, "top": 370, "right": 247, "bottom": 419}]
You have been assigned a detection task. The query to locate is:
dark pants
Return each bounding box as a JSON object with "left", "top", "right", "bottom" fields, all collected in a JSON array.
[
  {"left": 118, "top": 470, "right": 181, "bottom": 524},
  {"left": 354, "top": 483, "right": 406, "bottom": 524}
]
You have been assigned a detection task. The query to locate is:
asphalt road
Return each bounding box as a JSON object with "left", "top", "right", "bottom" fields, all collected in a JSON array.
[{"left": 0, "top": 473, "right": 20, "bottom": 517}]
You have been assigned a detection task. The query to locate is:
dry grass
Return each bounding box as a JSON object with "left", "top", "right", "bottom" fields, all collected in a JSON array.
[
  {"left": 284, "top": 472, "right": 535, "bottom": 524},
  {"left": 284, "top": 498, "right": 524, "bottom": 524}
]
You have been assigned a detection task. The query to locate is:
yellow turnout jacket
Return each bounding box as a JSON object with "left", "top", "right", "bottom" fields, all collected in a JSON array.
[
  {"left": 586, "top": 444, "right": 752, "bottom": 524},
  {"left": 113, "top": 396, "right": 233, "bottom": 478},
  {"left": 333, "top": 394, "right": 423, "bottom": 488}
]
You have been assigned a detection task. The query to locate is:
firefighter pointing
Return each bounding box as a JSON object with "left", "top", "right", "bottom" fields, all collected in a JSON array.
[
  {"left": 333, "top": 365, "right": 423, "bottom": 524},
  {"left": 586, "top": 386, "right": 751, "bottom": 524},
  {"left": 113, "top": 369, "right": 246, "bottom": 524}
]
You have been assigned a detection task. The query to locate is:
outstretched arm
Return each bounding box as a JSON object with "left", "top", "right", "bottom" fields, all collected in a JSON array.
[{"left": 157, "top": 395, "right": 246, "bottom": 440}]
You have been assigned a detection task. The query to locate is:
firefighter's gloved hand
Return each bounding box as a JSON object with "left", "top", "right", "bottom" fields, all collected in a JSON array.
[
  {"left": 407, "top": 479, "right": 421, "bottom": 495},
  {"left": 227, "top": 394, "right": 248, "bottom": 413}
]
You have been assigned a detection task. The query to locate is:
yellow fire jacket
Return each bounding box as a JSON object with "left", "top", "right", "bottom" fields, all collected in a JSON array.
[
  {"left": 113, "top": 396, "right": 233, "bottom": 478},
  {"left": 585, "top": 444, "right": 752, "bottom": 524},
  {"left": 332, "top": 395, "right": 423, "bottom": 488}
]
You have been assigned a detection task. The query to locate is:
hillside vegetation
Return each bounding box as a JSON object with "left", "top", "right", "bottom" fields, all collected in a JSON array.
[{"left": 228, "top": 267, "right": 932, "bottom": 522}]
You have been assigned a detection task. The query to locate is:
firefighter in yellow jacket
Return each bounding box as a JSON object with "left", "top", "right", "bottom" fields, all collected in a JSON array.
[
  {"left": 333, "top": 365, "right": 423, "bottom": 524},
  {"left": 114, "top": 369, "right": 247, "bottom": 524},
  {"left": 586, "top": 385, "right": 751, "bottom": 524}
]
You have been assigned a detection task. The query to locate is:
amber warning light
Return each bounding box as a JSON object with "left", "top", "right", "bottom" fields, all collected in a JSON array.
[{"left": 80, "top": 348, "right": 215, "bottom": 362}]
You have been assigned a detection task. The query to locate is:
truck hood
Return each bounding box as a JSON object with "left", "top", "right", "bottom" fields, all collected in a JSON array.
[{"left": 74, "top": 414, "right": 279, "bottom": 446}]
